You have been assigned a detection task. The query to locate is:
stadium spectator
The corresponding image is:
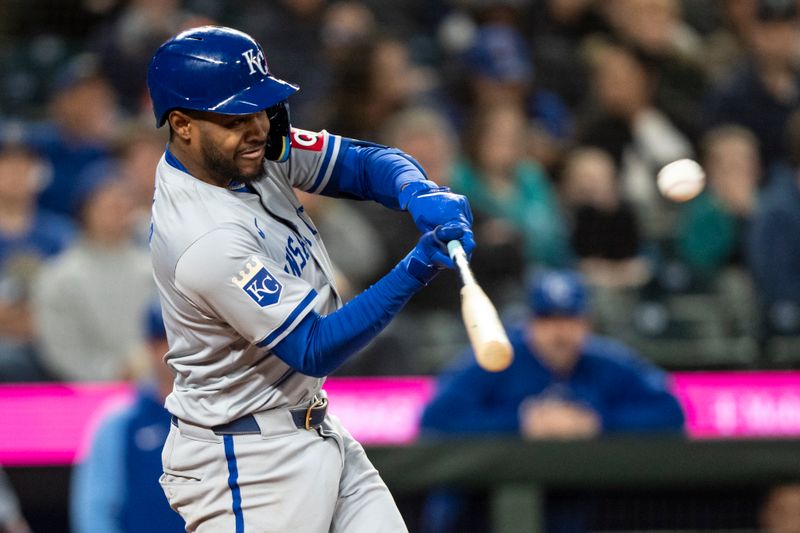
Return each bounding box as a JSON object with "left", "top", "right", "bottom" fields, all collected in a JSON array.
[
  {"left": 600, "top": 0, "right": 707, "bottom": 137},
  {"left": 326, "top": 35, "right": 427, "bottom": 139},
  {"left": 530, "top": 0, "right": 606, "bottom": 110},
  {"left": 320, "top": 1, "right": 378, "bottom": 67},
  {"left": 71, "top": 304, "right": 184, "bottom": 533},
  {"left": 461, "top": 22, "right": 573, "bottom": 170},
  {"left": 115, "top": 124, "right": 168, "bottom": 247},
  {"left": 0, "top": 144, "right": 74, "bottom": 381},
  {"left": 579, "top": 38, "right": 694, "bottom": 240},
  {"left": 32, "top": 161, "right": 155, "bottom": 381},
  {"left": 26, "top": 56, "right": 118, "bottom": 217},
  {"left": 704, "top": 0, "right": 800, "bottom": 172},
  {"left": 453, "top": 103, "right": 572, "bottom": 273},
  {"left": 676, "top": 125, "right": 761, "bottom": 280},
  {"left": 748, "top": 110, "right": 800, "bottom": 336},
  {"left": 703, "top": 0, "right": 759, "bottom": 83},
  {"left": 560, "top": 146, "right": 648, "bottom": 288}
]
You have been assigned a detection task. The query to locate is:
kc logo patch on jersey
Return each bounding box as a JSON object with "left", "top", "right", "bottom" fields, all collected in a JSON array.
[
  {"left": 290, "top": 128, "right": 324, "bottom": 151},
  {"left": 233, "top": 257, "right": 282, "bottom": 307}
]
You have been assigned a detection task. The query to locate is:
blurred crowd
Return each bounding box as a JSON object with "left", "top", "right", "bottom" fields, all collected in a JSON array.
[{"left": 4, "top": 0, "right": 800, "bottom": 385}]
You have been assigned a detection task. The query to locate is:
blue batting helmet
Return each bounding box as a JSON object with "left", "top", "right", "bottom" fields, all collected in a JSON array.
[
  {"left": 146, "top": 26, "right": 299, "bottom": 129},
  {"left": 528, "top": 270, "right": 588, "bottom": 318}
]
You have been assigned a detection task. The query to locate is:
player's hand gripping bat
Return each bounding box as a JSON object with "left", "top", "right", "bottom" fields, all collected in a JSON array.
[{"left": 447, "top": 241, "right": 514, "bottom": 372}]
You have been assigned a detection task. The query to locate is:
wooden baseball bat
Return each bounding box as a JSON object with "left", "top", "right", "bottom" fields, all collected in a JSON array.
[{"left": 447, "top": 241, "right": 514, "bottom": 372}]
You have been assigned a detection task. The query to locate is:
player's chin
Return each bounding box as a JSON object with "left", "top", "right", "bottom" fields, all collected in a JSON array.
[{"left": 236, "top": 157, "right": 266, "bottom": 182}]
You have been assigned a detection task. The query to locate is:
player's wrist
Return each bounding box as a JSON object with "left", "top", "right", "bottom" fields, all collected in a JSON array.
[
  {"left": 398, "top": 180, "right": 440, "bottom": 210},
  {"left": 397, "top": 252, "right": 439, "bottom": 286}
]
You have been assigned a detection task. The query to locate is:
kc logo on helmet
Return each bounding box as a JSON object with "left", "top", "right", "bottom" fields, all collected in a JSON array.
[
  {"left": 233, "top": 257, "right": 282, "bottom": 307},
  {"left": 241, "top": 48, "right": 269, "bottom": 76}
]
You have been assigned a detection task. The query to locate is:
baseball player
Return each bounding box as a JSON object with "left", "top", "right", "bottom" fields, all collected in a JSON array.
[{"left": 146, "top": 26, "right": 474, "bottom": 532}]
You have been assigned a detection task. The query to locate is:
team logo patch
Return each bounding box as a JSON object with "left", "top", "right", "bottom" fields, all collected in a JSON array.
[
  {"left": 290, "top": 128, "right": 324, "bottom": 151},
  {"left": 233, "top": 257, "right": 282, "bottom": 307},
  {"left": 241, "top": 48, "right": 269, "bottom": 76}
]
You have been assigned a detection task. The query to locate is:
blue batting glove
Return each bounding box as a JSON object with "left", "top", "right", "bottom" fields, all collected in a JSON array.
[
  {"left": 400, "top": 183, "right": 476, "bottom": 257},
  {"left": 401, "top": 224, "right": 470, "bottom": 284}
]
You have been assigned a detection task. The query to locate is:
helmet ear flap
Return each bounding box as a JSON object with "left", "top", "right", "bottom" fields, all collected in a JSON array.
[{"left": 265, "top": 102, "right": 291, "bottom": 162}]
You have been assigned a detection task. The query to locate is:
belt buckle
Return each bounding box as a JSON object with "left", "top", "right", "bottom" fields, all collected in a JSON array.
[{"left": 304, "top": 395, "right": 327, "bottom": 430}]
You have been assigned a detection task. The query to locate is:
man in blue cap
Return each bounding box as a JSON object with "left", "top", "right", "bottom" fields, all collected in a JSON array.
[
  {"left": 422, "top": 269, "right": 684, "bottom": 438},
  {"left": 419, "top": 270, "right": 684, "bottom": 533}
]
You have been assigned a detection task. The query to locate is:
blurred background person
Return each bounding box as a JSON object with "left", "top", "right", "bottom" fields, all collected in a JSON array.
[
  {"left": 748, "top": 110, "right": 800, "bottom": 337},
  {"left": 71, "top": 304, "right": 184, "bottom": 533},
  {"left": 704, "top": 0, "right": 800, "bottom": 174},
  {"left": 453, "top": 103, "right": 572, "bottom": 286},
  {"left": 530, "top": 0, "right": 606, "bottom": 111},
  {"left": 560, "top": 146, "right": 649, "bottom": 289},
  {"left": 115, "top": 123, "right": 167, "bottom": 247},
  {"left": 421, "top": 269, "right": 684, "bottom": 437},
  {"left": 25, "top": 56, "right": 119, "bottom": 218},
  {"left": 676, "top": 125, "right": 761, "bottom": 281},
  {"left": 578, "top": 38, "right": 694, "bottom": 240},
  {"left": 459, "top": 21, "right": 573, "bottom": 171},
  {"left": 600, "top": 0, "right": 707, "bottom": 138},
  {"left": 703, "top": 0, "right": 759, "bottom": 83},
  {"left": 0, "top": 143, "right": 74, "bottom": 381},
  {"left": 326, "top": 35, "right": 429, "bottom": 139},
  {"left": 419, "top": 269, "right": 684, "bottom": 533},
  {"left": 320, "top": 1, "right": 377, "bottom": 67},
  {"left": 32, "top": 160, "right": 155, "bottom": 381}
]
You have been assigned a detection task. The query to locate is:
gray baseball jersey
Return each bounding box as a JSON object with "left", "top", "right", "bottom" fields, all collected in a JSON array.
[{"left": 151, "top": 128, "right": 345, "bottom": 426}]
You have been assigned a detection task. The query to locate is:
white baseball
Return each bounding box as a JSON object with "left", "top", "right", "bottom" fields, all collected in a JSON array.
[{"left": 657, "top": 159, "right": 705, "bottom": 202}]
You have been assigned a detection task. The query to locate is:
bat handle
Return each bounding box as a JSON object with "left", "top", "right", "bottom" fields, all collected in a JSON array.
[{"left": 447, "top": 240, "right": 476, "bottom": 287}]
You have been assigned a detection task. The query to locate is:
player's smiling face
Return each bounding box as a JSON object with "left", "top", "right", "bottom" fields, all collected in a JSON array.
[{"left": 168, "top": 109, "right": 270, "bottom": 187}]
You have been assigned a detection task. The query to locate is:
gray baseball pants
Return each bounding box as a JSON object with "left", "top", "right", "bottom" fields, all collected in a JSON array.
[{"left": 160, "top": 409, "right": 408, "bottom": 532}]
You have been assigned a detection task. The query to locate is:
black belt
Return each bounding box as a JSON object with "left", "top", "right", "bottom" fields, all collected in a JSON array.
[{"left": 171, "top": 396, "right": 328, "bottom": 435}]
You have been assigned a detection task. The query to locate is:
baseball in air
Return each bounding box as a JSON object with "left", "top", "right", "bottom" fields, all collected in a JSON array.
[{"left": 657, "top": 159, "right": 705, "bottom": 202}]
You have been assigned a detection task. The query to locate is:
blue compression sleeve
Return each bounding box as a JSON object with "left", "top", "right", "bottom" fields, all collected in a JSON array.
[
  {"left": 271, "top": 264, "right": 426, "bottom": 377},
  {"left": 321, "top": 138, "right": 436, "bottom": 209}
]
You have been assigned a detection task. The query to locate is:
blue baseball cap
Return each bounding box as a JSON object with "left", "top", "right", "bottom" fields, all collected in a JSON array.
[
  {"left": 528, "top": 270, "right": 588, "bottom": 318},
  {"left": 466, "top": 24, "right": 532, "bottom": 83},
  {"left": 147, "top": 26, "right": 299, "bottom": 128}
]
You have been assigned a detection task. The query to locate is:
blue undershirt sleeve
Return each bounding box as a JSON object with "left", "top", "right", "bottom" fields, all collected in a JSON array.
[
  {"left": 271, "top": 263, "right": 426, "bottom": 377},
  {"left": 320, "top": 138, "right": 436, "bottom": 209}
]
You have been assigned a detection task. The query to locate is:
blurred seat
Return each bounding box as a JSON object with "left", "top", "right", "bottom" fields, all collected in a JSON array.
[
  {"left": 764, "top": 335, "right": 800, "bottom": 366},
  {"left": 589, "top": 264, "right": 759, "bottom": 369}
]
